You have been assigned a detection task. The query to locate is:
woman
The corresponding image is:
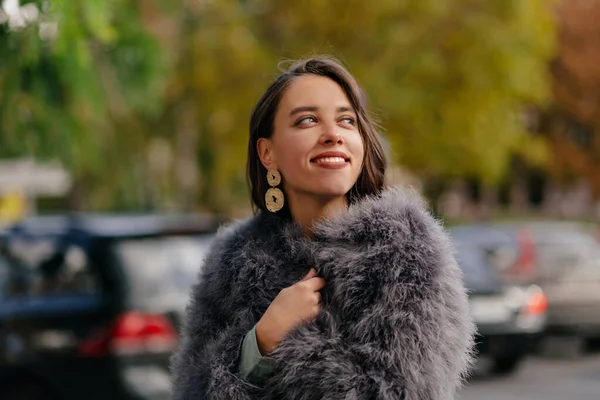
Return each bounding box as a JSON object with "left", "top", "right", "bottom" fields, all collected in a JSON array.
[{"left": 171, "top": 56, "right": 475, "bottom": 400}]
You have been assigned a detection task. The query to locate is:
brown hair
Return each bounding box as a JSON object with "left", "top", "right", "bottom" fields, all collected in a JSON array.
[{"left": 247, "top": 56, "right": 387, "bottom": 215}]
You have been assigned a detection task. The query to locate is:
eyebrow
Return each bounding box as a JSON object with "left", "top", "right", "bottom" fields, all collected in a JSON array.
[{"left": 288, "top": 106, "right": 355, "bottom": 117}]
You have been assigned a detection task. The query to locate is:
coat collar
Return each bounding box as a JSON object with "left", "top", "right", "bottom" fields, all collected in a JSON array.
[
  {"left": 258, "top": 186, "right": 432, "bottom": 247},
  {"left": 242, "top": 186, "right": 444, "bottom": 282}
]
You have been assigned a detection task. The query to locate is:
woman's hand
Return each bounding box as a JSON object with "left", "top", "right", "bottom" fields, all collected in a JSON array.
[{"left": 255, "top": 268, "right": 325, "bottom": 355}]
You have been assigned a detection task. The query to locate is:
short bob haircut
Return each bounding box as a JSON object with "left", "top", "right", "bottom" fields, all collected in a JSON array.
[{"left": 247, "top": 56, "right": 387, "bottom": 215}]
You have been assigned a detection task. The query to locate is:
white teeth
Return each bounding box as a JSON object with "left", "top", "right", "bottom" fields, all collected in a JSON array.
[{"left": 315, "top": 157, "right": 346, "bottom": 164}]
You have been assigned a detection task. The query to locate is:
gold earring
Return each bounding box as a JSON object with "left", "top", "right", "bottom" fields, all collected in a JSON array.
[{"left": 265, "top": 170, "right": 284, "bottom": 213}]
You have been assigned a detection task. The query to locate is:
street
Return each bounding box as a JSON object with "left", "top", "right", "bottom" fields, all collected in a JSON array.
[{"left": 459, "top": 353, "right": 600, "bottom": 400}]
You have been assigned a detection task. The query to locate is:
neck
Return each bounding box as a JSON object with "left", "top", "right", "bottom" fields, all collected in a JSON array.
[{"left": 286, "top": 191, "right": 349, "bottom": 236}]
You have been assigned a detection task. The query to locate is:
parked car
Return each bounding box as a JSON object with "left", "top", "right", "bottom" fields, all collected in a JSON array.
[
  {"left": 0, "top": 214, "right": 218, "bottom": 400},
  {"left": 494, "top": 221, "right": 600, "bottom": 344},
  {"left": 541, "top": 254, "right": 600, "bottom": 342},
  {"left": 450, "top": 225, "right": 547, "bottom": 374}
]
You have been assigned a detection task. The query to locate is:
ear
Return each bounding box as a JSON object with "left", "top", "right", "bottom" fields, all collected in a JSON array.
[{"left": 257, "top": 138, "right": 278, "bottom": 170}]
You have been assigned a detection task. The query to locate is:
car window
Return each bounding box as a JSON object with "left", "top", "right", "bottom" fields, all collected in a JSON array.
[
  {"left": 2, "top": 237, "right": 101, "bottom": 298},
  {"left": 555, "top": 253, "right": 600, "bottom": 282},
  {"left": 114, "top": 234, "right": 214, "bottom": 312},
  {"left": 535, "top": 235, "right": 598, "bottom": 280},
  {"left": 452, "top": 239, "right": 504, "bottom": 292}
]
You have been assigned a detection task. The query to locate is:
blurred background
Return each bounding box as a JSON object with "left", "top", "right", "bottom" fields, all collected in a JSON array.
[{"left": 0, "top": 0, "right": 599, "bottom": 399}]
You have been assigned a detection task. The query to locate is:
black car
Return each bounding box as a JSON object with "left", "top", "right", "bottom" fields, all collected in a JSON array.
[
  {"left": 0, "top": 214, "right": 217, "bottom": 400},
  {"left": 450, "top": 225, "right": 548, "bottom": 375}
]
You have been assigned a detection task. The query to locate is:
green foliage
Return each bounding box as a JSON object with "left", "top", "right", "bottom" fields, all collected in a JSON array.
[
  {"left": 0, "top": 0, "right": 167, "bottom": 209},
  {"left": 253, "top": 0, "right": 557, "bottom": 183},
  {"left": 0, "top": 0, "right": 557, "bottom": 211}
]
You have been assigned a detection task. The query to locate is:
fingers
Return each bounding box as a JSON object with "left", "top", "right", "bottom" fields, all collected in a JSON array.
[
  {"left": 301, "top": 269, "right": 325, "bottom": 290},
  {"left": 311, "top": 305, "right": 321, "bottom": 316},
  {"left": 302, "top": 268, "right": 317, "bottom": 281},
  {"left": 314, "top": 291, "right": 321, "bottom": 304},
  {"left": 306, "top": 277, "right": 326, "bottom": 291},
  {"left": 298, "top": 276, "right": 326, "bottom": 293},
  {"left": 299, "top": 268, "right": 325, "bottom": 291}
]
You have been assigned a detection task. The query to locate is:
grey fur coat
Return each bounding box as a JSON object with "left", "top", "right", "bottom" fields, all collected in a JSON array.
[{"left": 170, "top": 187, "right": 475, "bottom": 400}]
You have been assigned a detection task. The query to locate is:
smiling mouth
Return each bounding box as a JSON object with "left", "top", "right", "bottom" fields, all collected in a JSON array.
[{"left": 311, "top": 156, "right": 349, "bottom": 164}]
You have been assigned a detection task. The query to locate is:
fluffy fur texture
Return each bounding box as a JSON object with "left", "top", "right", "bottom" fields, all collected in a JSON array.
[{"left": 170, "top": 187, "right": 476, "bottom": 400}]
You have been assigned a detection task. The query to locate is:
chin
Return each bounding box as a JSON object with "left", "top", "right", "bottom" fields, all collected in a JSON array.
[
  {"left": 312, "top": 183, "right": 354, "bottom": 199},
  {"left": 319, "top": 191, "right": 349, "bottom": 199}
]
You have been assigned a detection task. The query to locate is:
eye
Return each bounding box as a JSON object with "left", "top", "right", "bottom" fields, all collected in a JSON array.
[
  {"left": 296, "top": 116, "right": 318, "bottom": 126},
  {"left": 339, "top": 116, "right": 357, "bottom": 126}
]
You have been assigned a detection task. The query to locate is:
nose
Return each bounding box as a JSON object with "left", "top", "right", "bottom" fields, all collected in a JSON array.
[{"left": 319, "top": 123, "right": 343, "bottom": 145}]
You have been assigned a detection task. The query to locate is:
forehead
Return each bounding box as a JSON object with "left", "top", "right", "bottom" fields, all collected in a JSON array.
[{"left": 279, "top": 75, "right": 352, "bottom": 110}]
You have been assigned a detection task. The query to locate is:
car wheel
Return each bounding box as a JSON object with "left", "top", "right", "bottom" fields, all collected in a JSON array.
[
  {"left": 4, "top": 383, "right": 52, "bottom": 400},
  {"left": 492, "top": 353, "right": 523, "bottom": 375},
  {"left": 585, "top": 337, "right": 600, "bottom": 352}
]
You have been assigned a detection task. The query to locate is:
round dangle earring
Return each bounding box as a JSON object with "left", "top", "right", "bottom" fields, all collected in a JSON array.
[{"left": 265, "top": 170, "right": 284, "bottom": 213}]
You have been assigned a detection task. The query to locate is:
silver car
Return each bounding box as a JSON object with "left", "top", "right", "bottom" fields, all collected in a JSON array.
[{"left": 494, "top": 221, "right": 600, "bottom": 344}]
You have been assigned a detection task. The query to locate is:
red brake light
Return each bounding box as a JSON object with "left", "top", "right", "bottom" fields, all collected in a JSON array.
[
  {"left": 79, "top": 312, "right": 177, "bottom": 357},
  {"left": 524, "top": 289, "right": 548, "bottom": 315}
]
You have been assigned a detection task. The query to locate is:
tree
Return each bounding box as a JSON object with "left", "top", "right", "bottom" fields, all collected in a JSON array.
[
  {"left": 149, "top": 0, "right": 558, "bottom": 212},
  {"left": 148, "top": 0, "right": 273, "bottom": 213},
  {"left": 546, "top": 0, "right": 600, "bottom": 197},
  {"left": 0, "top": 0, "right": 168, "bottom": 209},
  {"left": 253, "top": 0, "right": 556, "bottom": 184},
  {"left": 1, "top": 0, "right": 558, "bottom": 213}
]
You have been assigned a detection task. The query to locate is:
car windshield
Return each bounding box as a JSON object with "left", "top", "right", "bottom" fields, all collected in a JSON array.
[
  {"left": 452, "top": 240, "right": 504, "bottom": 292},
  {"left": 450, "top": 227, "right": 508, "bottom": 293},
  {"left": 114, "top": 234, "right": 214, "bottom": 312}
]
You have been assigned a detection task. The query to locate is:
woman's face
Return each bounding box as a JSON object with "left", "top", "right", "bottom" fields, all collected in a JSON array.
[{"left": 258, "top": 75, "right": 365, "bottom": 202}]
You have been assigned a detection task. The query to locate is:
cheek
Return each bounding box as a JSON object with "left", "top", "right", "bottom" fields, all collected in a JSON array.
[
  {"left": 352, "top": 135, "right": 366, "bottom": 170},
  {"left": 274, "top": 137, "right": 312, "bottom": 172}
]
